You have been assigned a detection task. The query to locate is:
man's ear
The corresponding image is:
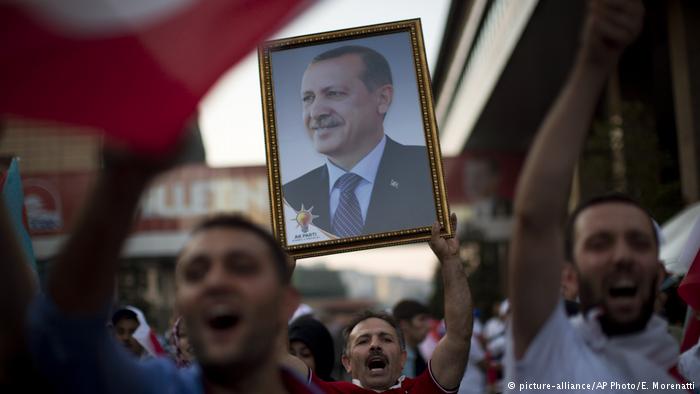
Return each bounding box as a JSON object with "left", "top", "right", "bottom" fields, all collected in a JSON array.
[
  {"left": 399, "top": 349, "right": 407, "bottom": 368},
  {"left": 341, "top": 353, "right": 352, "bottom": 373},
  {"left": 376, "top": 84, "right": 393, "bottom": 115},
  {"left": 281, "top": 286, "right": 301, "bottom": 322}
]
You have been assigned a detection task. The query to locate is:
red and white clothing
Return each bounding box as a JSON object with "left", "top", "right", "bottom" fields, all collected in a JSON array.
[
  {"left": 679, "top": 339, "right": 700, "bottom": 385},
  {"left": 505, "top": 303, "right": 685, "bottom": 393},
  {"left": 311, "top": 361, "right": 458, "bottom": 394}
]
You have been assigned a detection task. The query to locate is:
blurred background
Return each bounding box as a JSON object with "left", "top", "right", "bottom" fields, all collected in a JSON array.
[{"left": 1, "top": 0, "right": 698, "bottom": 339}]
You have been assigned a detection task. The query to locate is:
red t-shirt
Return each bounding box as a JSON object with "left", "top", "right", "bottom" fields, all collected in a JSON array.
[
  {"left": 283, "top": 368, "right": 325, "bottom": 394},
  {"left": 310, "top": 362, "right": 458, "bottom": 394}
]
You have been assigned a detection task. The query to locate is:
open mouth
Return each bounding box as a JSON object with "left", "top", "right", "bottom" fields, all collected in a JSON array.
[
  {"left": 206, "top": 306, "right": 241, "bottom": 331},
  {"left": 208, "top": 314, "right": 240, "bottom": 330},
  {"left": 609, "top": 286, "right": 637, "bottom": 297},
  {"left": 367, "top": 356, "right": 388, "bottom": 372}
]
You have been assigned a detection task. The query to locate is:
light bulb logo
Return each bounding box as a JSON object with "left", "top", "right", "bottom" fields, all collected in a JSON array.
[{"left": 292, "top": 204, "right": 319, "bottom": 233}]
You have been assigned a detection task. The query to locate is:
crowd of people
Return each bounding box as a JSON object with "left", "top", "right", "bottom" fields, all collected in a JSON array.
[{"left": 1, "top": 0, "right": 700, "bottom": 393}]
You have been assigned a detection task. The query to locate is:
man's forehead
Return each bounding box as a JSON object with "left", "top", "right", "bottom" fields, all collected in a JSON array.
[
  {"left": 302, "top": 54, "right": 365, "bottom": 85},
  {"left": 575, "top": 202, "right": 654, "bottom": 238},
  {"left": 176, "top": 227, "right": 271, "bottom": 265},
  {"left": 115, "top": 317, "right": 138, "bottom": 326},
  {"left": 350, "top": 317, "right": 398, "bottom": 338}
]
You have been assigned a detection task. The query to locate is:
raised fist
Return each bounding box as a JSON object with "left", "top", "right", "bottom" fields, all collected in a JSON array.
[{"left": 580, "top": 0, "right": 644, "bottom": 68}]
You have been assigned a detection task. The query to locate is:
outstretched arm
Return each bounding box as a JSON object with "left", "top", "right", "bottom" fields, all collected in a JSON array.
[
  {"left": 0, "top": 197, "right": 36, "bottom": 299},
  {"left": 47, "top": 149, "right": 172, "bottom": 314},
  {"left": 0, "top": 126, "right": 38, "bottom": 381},
  {"left": 429, "top": 214, "right": 473, "bottom": 389},
  {"left": 509, "top": 0, "right": 644, "bottom": 359},
  {"left": 0, "top": 195, "right": 38, "bottom": 380}
]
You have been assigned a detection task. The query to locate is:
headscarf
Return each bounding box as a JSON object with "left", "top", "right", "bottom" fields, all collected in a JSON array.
[
  {"left": 289, "top": 316, "right": 335, "bottom": 381},
  {"left": 111, "top": 306, "right": 166, "bottom": 358}
]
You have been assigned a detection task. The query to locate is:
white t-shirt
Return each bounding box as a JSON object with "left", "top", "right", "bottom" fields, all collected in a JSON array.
[
  {"left": 505, "top": 303, "right": 685, "bottom": 393},
  {"left": 484, "top": 318, "right": 505, "bottom": 342},
  {"left": 679, "top": 340, "right": 700, "bottom": 385}
]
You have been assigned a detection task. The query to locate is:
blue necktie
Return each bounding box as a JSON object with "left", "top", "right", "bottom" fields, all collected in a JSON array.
[{"left": 332, "top": 173, "right": 363, "bottom": 237}]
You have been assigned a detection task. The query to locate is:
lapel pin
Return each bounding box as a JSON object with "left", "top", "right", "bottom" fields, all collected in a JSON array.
[{"left": 390, "top": 179, "right": 399, "bottom": 189}]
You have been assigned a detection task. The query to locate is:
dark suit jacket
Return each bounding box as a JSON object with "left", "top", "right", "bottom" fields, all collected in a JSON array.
[{"left": 283, "top": 137, "right": 436, "bottom": 236}]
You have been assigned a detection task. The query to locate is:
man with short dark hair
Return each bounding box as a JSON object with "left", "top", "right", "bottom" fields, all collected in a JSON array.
[
  {"left": 283, "top": 45, "right": 435, "bottom": 237},
  {"left": 392, "top": 299, "right": 431, "bottom": 377},
  {"left": 285, "top": 214, "right": 473, "bottom": 393},
  {"left": 27, "top": 147, "right": 320, "bottom": 393},
  {"left": 506, "top": 0, "right": 686, "bottom": 390}
]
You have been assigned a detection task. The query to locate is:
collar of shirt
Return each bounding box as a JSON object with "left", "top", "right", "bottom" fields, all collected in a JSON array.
[
  {"left": 326, "top": 135, "right": 386, "bottom": 194},
  {"left": 571, "top": 307, "right": 680, "bottom": 371},
  {"left": 351, "top": 375, "right": 406, "bottom": 392}
]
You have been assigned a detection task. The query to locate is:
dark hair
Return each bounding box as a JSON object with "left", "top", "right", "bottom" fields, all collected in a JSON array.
[
  {"left": 186, "top": 214, "right": 290, "bottom": 284},
  {"left": 342, "top": 310, "right": 405, "bottom": 355},
  {"left": 111, "top": 308, "right": 138, "bottom": 326},
  {"left": 392, "top": 299, "right": 430, "bottom": 322},
  {"left": 289, "top": 316, "right": 335, "bottom": 381},
  {"left": 564, "top": 193, "right": 658, "bottom": 262},
  {"left": 311, "top": 45, "right": 392, "bottom": 91}
]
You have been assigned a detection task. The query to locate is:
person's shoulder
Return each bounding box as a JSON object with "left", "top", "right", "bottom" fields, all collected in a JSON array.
[
  {"left": 385, "top": 137, "right": 427, "bottom": 157},
  {"left": 505, "top": 302, "right": 581, "bottom": 371},
  {"left": 281, "top": 367, "right": 326, "bottom": 394},
  {"left": 401, "top": 369, "right": 458, "bottom": 393},
  {"left": 382, "top": 137, "right": 429, "bottom": 176},
  {"left": 28, "top": 292, "right": 109, "bottom": 342},
  {"left": 152, "top": 360, "right": 202, "bottom": 392},
  {"left": 283, "top": 165, "right": 327, "bottom": 191}
]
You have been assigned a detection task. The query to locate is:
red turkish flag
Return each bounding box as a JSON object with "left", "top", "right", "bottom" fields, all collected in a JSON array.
[
  {"left": 680, "top": 251, "right": 700, "bottom": 313},
  {"left": 0, "top": 0, "right": 309, "bottom": 153},
  {"left": 678, "top": 212, "right": 700, "bottom": 351}
]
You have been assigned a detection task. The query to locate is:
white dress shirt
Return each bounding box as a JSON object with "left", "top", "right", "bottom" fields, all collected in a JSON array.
[{"left": 326, "top": 135, "right": 386, "bottom": 223}]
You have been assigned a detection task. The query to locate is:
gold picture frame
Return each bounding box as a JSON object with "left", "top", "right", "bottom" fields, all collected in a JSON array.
[{"left": 259, "top": 19, "right": 451, "bottom": 258}]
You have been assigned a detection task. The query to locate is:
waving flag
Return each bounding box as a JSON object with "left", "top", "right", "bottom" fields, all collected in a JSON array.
[
  {"left": 0, "top": 0, "right": 309, "bottom": 153},
  {"left": 678, "top": 211, "right": 700, "bottom": 351}
]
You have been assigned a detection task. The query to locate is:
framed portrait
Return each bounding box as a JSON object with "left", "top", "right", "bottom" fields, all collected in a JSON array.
[{"left": 259, "top": 19, "right": 451, "bottom": 258}]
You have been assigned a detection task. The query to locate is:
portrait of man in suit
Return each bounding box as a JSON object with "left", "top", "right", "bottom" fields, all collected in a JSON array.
[{"left": 282, "top": 45, "right": 436, "bottom": 238}]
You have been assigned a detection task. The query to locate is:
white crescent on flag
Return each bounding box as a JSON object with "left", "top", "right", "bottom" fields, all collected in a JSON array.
[{"left": 0, "top": 0, "right": 310, "bottom": 153}]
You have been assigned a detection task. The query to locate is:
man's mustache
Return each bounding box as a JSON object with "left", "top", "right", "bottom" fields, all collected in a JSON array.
[{"left": 309, "top": 115, "right": 344, "bottom": 129}]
